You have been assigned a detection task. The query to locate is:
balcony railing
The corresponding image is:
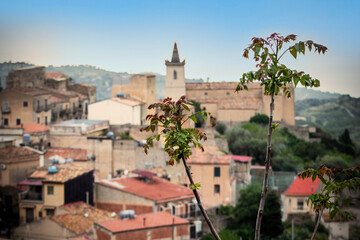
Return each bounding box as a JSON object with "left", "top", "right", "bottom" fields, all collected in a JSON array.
[
  {"left": 35, "top": 106, "right": 50, "bottom": 113},
  {"left": 2, "top": 107, "right": 10, "bottom": 114},
  {"left": 21, "top": 191, "right": 43, "bottom": 201}
]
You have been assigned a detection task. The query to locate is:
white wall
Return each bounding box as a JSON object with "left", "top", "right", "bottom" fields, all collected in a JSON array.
[{"left": 88, "top": 100, "right": 141, "bottom": 125}]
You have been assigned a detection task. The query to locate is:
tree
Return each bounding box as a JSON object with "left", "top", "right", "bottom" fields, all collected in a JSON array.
[
  {"left": 250, "top": 113, "right": 269, "bottom": 125},
  {"left": 230, "top": 184, "right": 283, "bottom": 239},
  {"left": 299, "top": 165, "right": 360, "bottom": 240},
  {"left": 215, "top": 122, "right": 227, "bottom": 135},
  {"left": 236, "top": 33, "right": 327, "bottom": 240},
  {"left": 140, "top": 96, "right": 220, "bottom": 240}
]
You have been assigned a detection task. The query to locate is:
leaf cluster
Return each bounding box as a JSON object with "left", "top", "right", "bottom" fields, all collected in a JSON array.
[
  {"left": 236, "top": 33, "right": 327, "bottom": 97},
  {"left": 299, "top": 165, "right": 360, "bottom": 220},
  {"left": 140, "top": 96, "right": 215, "bottom": 166}
]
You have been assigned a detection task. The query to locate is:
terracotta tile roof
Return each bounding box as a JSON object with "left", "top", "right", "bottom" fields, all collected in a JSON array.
[
  {"left": 186, "top": 81, "right": 261, "bottom": 90},
  {"left": 45, "top": 148, "right": 87, "bottom": 161},
  {"left": 51, "top": 202, "right": 114, "bottom": 235},
  {"left": 284, "top": 177, "right": 321, "bottom": 196},
  {"left": 97, "top": 212, "right": 189, "bottom": 233},
  {"left": 22, "top": 123, "right": 49, "bottom": 134},
  {"left": 227, "top": 155, "right": 252, "bottom": 162},
  {"left": 11, "top": 88, "right": 50, "bottom": 96},
  {"left": 111, "top": 97, "right": 144, "bottom": 106},
  {"left": 29, "top": 164, "right": 92, "bottom": 183},
  {"left": 187, "top": 145, "right": 231, "bottom": 165},
  {"left": 99, "top": 176, "right": 193, "bottom": 203},
  {"left": 0, "top": 146, "right": 40, "bottom": 164},
  {"left": 45, "top": 72, "right": 66, "bottom": 79},
  {"left": 39, "top": 87, "right": 79, "bottom": 98}
]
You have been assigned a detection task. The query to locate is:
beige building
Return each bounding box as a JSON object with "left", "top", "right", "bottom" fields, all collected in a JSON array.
[
  {"left": 88, "top": 97, "right": 144, "bottom": 125},
  {"left": 112, "top": 74, "right": 156, "bottom": 119},
  {"left": 18, "top": 164, "right": 94, "bottom": 224},
  {"left": 282, "top": 176, "right": 321, "bottom": 220},
  {"left": 45, "top": 72, "right": 72, "bottom": 90},
  {"left": 68, "top": 82, "right": 96, "bottom": 104},
  {"left": 165, "top": 42, "right": 186, "bottom": 100},
  {"left": 187, "top": 145, "right": 233, "bottom": 209},
  {"left": 0, "top": 145, "right": 41, "bottom": 186},
  {"left": 13, "top": 202, "right": 114, "bottom": 240},
  {"left": 0, "top": 88, "right": 52, "bottom": 127}
]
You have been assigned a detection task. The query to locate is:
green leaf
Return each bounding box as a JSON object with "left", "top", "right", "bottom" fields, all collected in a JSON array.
[
  {"left": 189, "top": 115, "right": 197, "bottom": 123},
  {"left": 181, "top": 104, "right": 190, "bottom": 111},
  {"left": 289, "top": 47, "right": 297, "bottom": 59}
]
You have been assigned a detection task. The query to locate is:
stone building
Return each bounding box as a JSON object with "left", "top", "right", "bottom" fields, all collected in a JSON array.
[
  {"left": 45, "top": 72, "right": 72, "bottom": 90},
  {"left": 6, "top": 66, "right": 46, "bottom": 89},
  {"left": 112, "top": 74, "right": 156, "bottom": 119},
  {"left": 68, "top": 82, "right": 96, "bottom": 104},
  {"left": 18, "top": 163, "right": 94, "bottom": 224},
  {"left": 165, "top": 42, "right": 186, "bottom": 100},
  {"left": 0, "top": 88, "right": 52, "bottom": 127},
  {"left": 162, "top": 43, "right": 295, "bottom": 126}
]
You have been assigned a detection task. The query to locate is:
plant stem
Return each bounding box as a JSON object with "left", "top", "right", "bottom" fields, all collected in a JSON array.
[
  {"left": 311, "top": 208, "right": 324, "bottom": 240},
  {"left": 180, "top": 154, "right": 221, "bottom": 240},
  {"left": 254, "top": 92, "right": 274, "bottom": 240}
]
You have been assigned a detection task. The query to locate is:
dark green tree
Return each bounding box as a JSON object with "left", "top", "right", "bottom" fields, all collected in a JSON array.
[
  {"left": 250, "top": 113, "right": 269, "bottom": 125},
  {"left": 230, "top": 184, "right": 283, "bottom": 240}
]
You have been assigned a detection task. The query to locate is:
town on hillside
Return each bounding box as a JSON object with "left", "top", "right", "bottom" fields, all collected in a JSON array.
[{"left": 0, "top": 43, "right": 359, "bottom": 240}]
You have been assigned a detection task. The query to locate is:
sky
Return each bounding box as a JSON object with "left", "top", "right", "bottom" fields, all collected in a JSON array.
[{"left": 1, "top": 0, "right": 359, "bottom": 97}]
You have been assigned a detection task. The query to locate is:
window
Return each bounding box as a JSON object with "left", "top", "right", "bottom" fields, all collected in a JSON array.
[
  {"left": 47, "top": 186, "right": 54, "bottom": 195},
  {"left": 46, "top": 209, "right": 55, "bottom": 216},
  {"left": 4, "top": 118, "right": 8, "bottom": 126},
  {"left": 297, "top": 199, "right": 304, "bottom": 210},
  {"left": 173, "top": 70, "right": 177, "bottom": 80},
  {"left": 2, "top": 101, "right": 9, "bottom": 112},
  {"left": 37, "top": 100, "right": 40, "bottom": 109},
  {"left": 16, "top": 118, "right": 21, "bottom": 126},
  {"left": 172, "top": 205, "right": 176, "bottom": 215},
  {"left": 226, "top": 92, "right": 230, "bottom": 95},
  {"left": 204, "top": 92, "right": 208, "bottom": 95},
  {"left": 37, "top": 117, "right": 40, "bottom": 124},
  {"left": 214, "top": 167, "right": 220, "bottom": 177},
  {"left": 45, "top": 116, "right": 48, "bottom": 125},
  {"left": 45, "top": 99, "right": 48, "bottom": 109},
  {"left": 289, "top": 199, "right": 291, "bottom": 206},
  {"left": 214, "top": 184, "right": 220, "bottom": 194},
  {"left": 73, "top": 102, "right": 75, "bottom": 110},
  {"left": 23, "top": 101, "right": 28, "bottom": 107}
]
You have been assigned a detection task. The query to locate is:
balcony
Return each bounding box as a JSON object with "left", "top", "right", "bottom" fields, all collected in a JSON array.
[
  {"left": 2, "top": 107, "right": 10, "bottom": 114},
  {"left": 35, "top": 106, "right": 50, "bottom": 113},
  {"left": 21, "top": 191, "right": 43, "bottom": 202}
]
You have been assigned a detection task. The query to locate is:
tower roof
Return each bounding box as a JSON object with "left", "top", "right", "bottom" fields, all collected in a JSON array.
[
  {"left": 165, "top": 42, "right": 185, "bottom": 66},
  {"left": 171, "top": 42, "right": 180, "bottom": 63}
]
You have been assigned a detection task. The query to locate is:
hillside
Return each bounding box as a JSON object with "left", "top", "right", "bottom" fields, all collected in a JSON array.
[
  {"left": 294, "top": 87, "right": 341, "bottom": 101},
  {"left": 295, "top": 95, "right": 360, "bottom": 144}
]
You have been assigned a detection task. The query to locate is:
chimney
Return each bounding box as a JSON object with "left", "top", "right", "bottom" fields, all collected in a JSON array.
[{"left": 143, "top": 217, "right": 146, "bottom": 226}]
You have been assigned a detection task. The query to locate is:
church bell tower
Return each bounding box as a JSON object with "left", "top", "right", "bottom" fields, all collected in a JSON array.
[{"left": 165, "top": 42, "right": 186, "bottom": 100}]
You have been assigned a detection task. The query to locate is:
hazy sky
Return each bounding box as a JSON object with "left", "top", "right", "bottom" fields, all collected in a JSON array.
[{"left": 1, "top": 0, "right": 359, "bottom": 97}]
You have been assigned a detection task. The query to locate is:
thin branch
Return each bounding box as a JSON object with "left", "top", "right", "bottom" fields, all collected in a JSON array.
[
  {"left": 311, "top": 208, "right": 324, "bottom": 240},
  {"left": 278, "top": 47, "right": 290, "bottom": 61},
  {"left": 180, "top": 154, "right": 221, "bottom": 240}
]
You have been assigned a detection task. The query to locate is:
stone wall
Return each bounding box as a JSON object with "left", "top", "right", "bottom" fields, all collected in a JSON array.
[{"left": 6, "top": 66, "right": 45, "bottom": 89}]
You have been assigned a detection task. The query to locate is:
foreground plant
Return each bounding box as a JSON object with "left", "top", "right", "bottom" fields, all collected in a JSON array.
[
  {"left": 236, "top": 33, "right": 327, "bottom": 240},
  {"left": 299, "top": 165, "right": 360, "bottom": 240},
  {"left": 140, "top": 96, "right": 220, "bottom": 240}
]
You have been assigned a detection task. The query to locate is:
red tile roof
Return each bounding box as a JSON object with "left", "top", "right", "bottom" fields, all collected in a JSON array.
[
  {"left": 11, "top": 88, "right": 50, "bottom": 96},
  {"left": 21, "top": 123, "right": 49, "bottom": 134},
  {"left": 284, "top": 177, "right": 321, "bottom": 196},
  {"left": 187, "top": 145, "right": 231, "bottom": 165},
  {"left": 45, "top": 148, "right": 87, "bottom": 161},
  {"left": 0, "top": 146, "right": 40, "bottom": 164},
  {"left": 29, "top": 164, "right": 92, "bottom": 183},
  {"left": 99, "top": 176, "right": 193, "bottom": 203},
  {"left": 97, "top": 212, "right": 189, "bottom": 233},
  {"left": 227, "top": 155, "right": 252, "bottom": 162},
  {"left": 51, "top": 202, "right": 114, "bottom": 235},
  {"left": 45, "top": 72, "right": 65, "bottom": 79}
]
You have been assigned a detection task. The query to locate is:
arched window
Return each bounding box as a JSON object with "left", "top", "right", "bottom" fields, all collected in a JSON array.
[{"left": 173, "top": 70, "right": 177, "bottom": 80}]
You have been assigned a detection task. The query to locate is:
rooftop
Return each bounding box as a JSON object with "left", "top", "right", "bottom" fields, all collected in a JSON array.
[
  {"left": 28, "top": 164, "right": 92, "bottom": 183},
  {"left": 187, "top": 145, "right": 232, "bottom": 165},
  {"left": 45, "top": 148, "right": 87, "bottom": 161},
  {"left": 51, "top": 202, "right": 114, "bottom": 235},
  {"left": 0, "top": 146, "right": 40, "bottom": 164},
  {"left": 226, "top": 155, "right": 252, "bottom": 163},
  {"left": 21, "top": 123, "right": 49, "bottom": 134},
  {"left": 97, "top": 212, "right": 189, "bottom": 233},
  {"left": 54, "top": 119, "right": 105, "bottom": 127},
  {"left": 99, "top": 176, "right": 193, "bottom": 203},
  {"left": 284, "top": 177, "right": 321, "bottom": 196},
  {"left": 10, "top": 87, "right": 50, "bottom": 96},
  {"left": 186, "top": 81, "right": 262, "bottom": 90},
  {"left": 45, "top": 72, "right": 67, "bottom": 80}
]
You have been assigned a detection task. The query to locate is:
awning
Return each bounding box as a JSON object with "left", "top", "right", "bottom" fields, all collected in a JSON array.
[{"left": 18, "top": 179, "right": 43, "bottom": 186}]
